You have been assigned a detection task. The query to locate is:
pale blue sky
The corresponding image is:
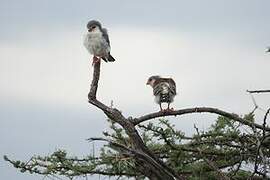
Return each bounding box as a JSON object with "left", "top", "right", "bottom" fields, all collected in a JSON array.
[{"left": 1, "top": 0, "right": 270, "bottom": 179}]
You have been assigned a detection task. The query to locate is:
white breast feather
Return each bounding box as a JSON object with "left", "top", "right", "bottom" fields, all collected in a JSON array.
[{"left": 83, "top": 30, "right": 110, "bottom": 57}]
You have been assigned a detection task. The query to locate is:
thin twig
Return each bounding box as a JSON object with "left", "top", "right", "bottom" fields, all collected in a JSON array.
[
  {"left": 262, "top": 108, "right": 270, "bottom": 138},
  {"left": 249, "top": 93, "right": 258, "bottom": 114},
  {"left": 247, "top": 90, "right": 270, "bottom": 94}
]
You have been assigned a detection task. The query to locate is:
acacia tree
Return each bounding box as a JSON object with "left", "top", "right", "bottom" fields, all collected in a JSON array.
[{"left": 4, "top": 62, "right": 270, "bottom": 179}]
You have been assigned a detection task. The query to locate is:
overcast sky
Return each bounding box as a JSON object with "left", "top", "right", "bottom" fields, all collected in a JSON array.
[{"left": 1, "top": 0, "right": 270, "bottom": 179}]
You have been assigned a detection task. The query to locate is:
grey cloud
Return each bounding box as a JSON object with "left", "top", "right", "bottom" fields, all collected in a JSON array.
[{"left": 1, "top": 0, "right": 270, "bottom": 41}]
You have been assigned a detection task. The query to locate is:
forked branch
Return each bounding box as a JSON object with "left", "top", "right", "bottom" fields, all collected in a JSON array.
[{"left": 87, "top": 61, "right": 184, "bottom": 180}]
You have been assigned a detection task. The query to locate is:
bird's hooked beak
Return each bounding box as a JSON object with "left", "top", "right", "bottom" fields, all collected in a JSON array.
[{"left": 146, "top": 81, "right": 150, "bottom": 85}]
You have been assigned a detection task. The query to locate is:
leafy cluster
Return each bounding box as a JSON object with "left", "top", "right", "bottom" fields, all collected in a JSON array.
[{"left": 4, "top": 115, "right": 270, "bottom": 179}]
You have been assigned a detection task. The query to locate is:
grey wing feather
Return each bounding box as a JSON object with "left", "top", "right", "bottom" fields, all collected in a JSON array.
[
  {"left": 153, "top": 84, "right": 162, "bottom": 96},
  {"left": 168, "top": 79, "right": 177, "bottom": 95},
  {"left": 101, "top": 28, "right": 110, "bottom": 46}
]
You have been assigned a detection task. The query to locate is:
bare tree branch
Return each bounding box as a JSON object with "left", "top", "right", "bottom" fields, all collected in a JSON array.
[
  {"left": 247, "top": 90, "right": 270, "bottom": 94},
  {"left": 133, "top": 107, "right": 270, "bottom": 131}
]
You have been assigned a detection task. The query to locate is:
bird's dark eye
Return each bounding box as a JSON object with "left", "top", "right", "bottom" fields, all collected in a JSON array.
[
  {"left": 92, "top": 26, "right": 96, "bottom": 29},
  {"left": 149, "top": 78, "right": 152, "bottom": 81}
]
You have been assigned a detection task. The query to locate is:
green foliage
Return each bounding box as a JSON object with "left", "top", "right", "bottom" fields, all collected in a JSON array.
[
  {"left": 243, "top": 113, "right": 255, "bottom": 123},
  {"left": 4, "top": 115, "right": 269, "bottom": 179}
]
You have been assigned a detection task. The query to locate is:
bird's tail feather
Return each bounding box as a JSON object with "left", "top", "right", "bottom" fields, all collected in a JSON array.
[
  {"left": 108, "top": 53, "right": 116, "bottom": 62},
  {"left": 101, "top": 57, "right": 108, "bottom": 62},
  {"left": 160, "top": 93, "right": 170, "bottom": 103}
]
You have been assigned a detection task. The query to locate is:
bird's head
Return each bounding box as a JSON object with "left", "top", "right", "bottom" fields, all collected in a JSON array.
[
  {"left": 87, "top": 20, "right": 102, "bottom": 32},
  {"left": 146, "top": 76, "right": 161, "bottom": 87}
]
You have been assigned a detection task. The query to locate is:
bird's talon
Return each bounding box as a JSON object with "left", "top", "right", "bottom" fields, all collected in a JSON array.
[
  {"left": 164, "top": 108, "right": 174, "bottom": 112},
  {"left": 159, "top": 109, "right": 165, "bottom": 113}
]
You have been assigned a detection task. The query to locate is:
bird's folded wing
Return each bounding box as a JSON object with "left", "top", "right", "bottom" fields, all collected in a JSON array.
[
  {"left": 168, "top": 79, "right": 177, "bottom": 95},
  {"left": 153, "top": 84, "right": 163, "bottom": 96},
  {"left": 101, "top": 28, "right": 110, "bottom": 46}
]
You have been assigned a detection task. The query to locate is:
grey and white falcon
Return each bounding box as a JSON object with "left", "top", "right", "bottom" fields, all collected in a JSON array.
[{"left": 83, "top": 20, "right": 115, "bottom": 64}]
